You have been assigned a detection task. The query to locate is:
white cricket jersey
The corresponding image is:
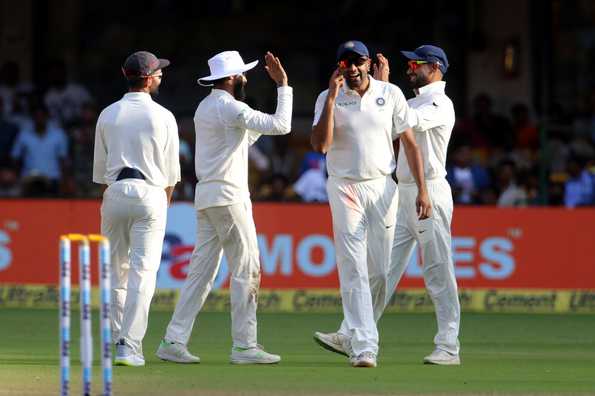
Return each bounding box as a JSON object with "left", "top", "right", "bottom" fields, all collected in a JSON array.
[
  {"left": 313, "top": 76, "right": 414, "bottom": 181},
  {"left": 194, "top": 86, "right": 293, "bottom": 210},
  {"left": 396, "top": 81, "right": 455, "bottom": 184},
  {"left": 93, "top": 92, "right": 181, "bottom": 188}
]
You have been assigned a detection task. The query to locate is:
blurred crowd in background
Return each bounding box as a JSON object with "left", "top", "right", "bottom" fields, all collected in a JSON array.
[{"left": 0, "top": 59, "right": 594, "bottom": 207}]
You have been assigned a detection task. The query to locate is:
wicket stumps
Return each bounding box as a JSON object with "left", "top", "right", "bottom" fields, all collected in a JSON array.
[{"left": 60, "top": 234, "right": 112, "bottom": 396}]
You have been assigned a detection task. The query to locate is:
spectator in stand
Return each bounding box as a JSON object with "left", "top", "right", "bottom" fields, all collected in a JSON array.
[
  {"left": 269, "top": 133, "right": 295, "bottom": 179},
  {"left": 69, "top": 102, "right": 99, "bottom": 196},
  {"left": 478, "top": 186, "right": 498, "bottom": 205},
  {"left": 496, "top": 160, "right": 527, "bottom": 207},
  {"left": 446, "top": 145, "right": 490, "bottom": 204},
  {"left": 293, "top": 157, "right": 327, "bottom": 203},
  {"left": 0, "top": 167, "right": 19, "bottom": 197},
  {"left": 0, "top": 97, "right": 19, "bottom": 164},
  {"left": 298, "top": 149, "right": 326, "bottom": 177},
  {"left": 0, "top": 96, "right": 20, "bottom": 197},
  {"left": 523, "top": 170, "right": 541, "bottom": 205},
  {"left": 569, "top": 136, "right": 595, "bottom": 164},
  {"left": 547, "top": 128, "right": 571, "bottom": 174},
  {"left": 10, "top": 102, "right": 69, "bottom": 197},
  {"left": 564, "top": 158, "right": 594, "bottom": 207},
  {"left": 588, "top": 159, "right": 595, "bottom": 198},
  {"left": 248, "top": 144, "right": 270, "bottom": 173},
  {"left": 176, "top": 117, "right": 198, "bottom": 201},
  {"left": 44, "top": 60, "right": 93, "bottom": 128},
  {"left": 257, "top": 173, "right": 295, "bottom": 202},
  {"left": 511, "top": 103, "right": 538, "bottom": 150},
  {"left": 452, "top": 93, "right": 513, "bottom": 150},
  {"left": 0, "top": 61, "right": 34, "bottom": 118}
]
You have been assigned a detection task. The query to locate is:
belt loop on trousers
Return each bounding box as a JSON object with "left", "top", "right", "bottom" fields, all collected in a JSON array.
[{"left": 116, "top": 167, "right": 146, "bottom": 181}]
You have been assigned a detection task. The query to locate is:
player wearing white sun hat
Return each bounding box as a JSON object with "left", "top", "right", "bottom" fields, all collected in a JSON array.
[{"left": 157, "top": 50, "right": 293, "bottom": 365}]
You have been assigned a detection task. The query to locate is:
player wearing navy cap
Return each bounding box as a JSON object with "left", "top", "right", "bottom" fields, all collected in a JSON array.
[
  {"left": 376, "top": 45, "right": 460, "bottom": 365},
  {"left": 311, "top": 40, "right": 431, "bottom": 368}
]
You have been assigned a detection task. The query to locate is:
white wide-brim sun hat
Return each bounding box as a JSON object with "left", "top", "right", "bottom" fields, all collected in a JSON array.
[{"left": 197, "top": 50, "right": 258, "bottom": 86}]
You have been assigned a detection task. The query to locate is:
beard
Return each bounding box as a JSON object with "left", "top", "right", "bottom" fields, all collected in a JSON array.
[
  {"left": 150, "top": 83, "right": 160, "bottom": 97},
  {"left": 344, "top": 70, "right": 365, "bottom": 90},
  {"left": 233, "top": 79, "right": 247, "bottom": 101},
  {"left": 409, "top": 72, "right": 430, "bottom": 89}
]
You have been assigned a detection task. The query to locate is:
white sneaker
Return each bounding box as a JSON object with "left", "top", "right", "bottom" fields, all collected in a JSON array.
[
  {"left": 230, "top": 345, "right": 281, "bottom": 364},
  {"left": 156, "top": 339, "right": 200, "bottom": 364},
  {"left": 423, "top": 349, "right": 461, "bottom": 365},
  {"left": 313, "top": 332, "right": 351, "bottom": 357},
  {"left": 114, "top": 339, "right": 145, "bottom": 367},
  {"left": 350, "top": 351, "right": 377, "bottom": 368}
]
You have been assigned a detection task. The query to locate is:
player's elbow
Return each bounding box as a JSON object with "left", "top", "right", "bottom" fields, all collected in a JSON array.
[
  {"left": 273, "top": 119, "right": 291, "bottom": 135},
  {"left": 279, "top": 123, "right": 292, "bottom": 134},
  {"left": 401, "top": 128, "right": 418, "bottom": 149},
  {"left": 310, "top": 126, "right": 329, "bottom": 153}
]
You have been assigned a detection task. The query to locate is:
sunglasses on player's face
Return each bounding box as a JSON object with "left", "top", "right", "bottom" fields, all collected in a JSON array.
[
  {"left": 338, "top": 57, "right": 369, "bottom": 69},
  {"left": 407, "top": 60, "right": 429, "bottom": 71},
  {"left": 408, "top": 60, "right": 442, "bottom": 71}
]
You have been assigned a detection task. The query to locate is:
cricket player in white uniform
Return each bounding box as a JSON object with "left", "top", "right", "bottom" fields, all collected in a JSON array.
[
  {"left": 315, "top": 45, "right": 461, "bottom": 366},
  {"left": 311, "top": 41, "right": 431, "bottom": 368},
  {"left": 93, "top": 51, "right": 181, "bottom": 366},
  {"left": 156, "top": 51, "right": 292, "bottom": 364},
  {"left": 382, "top": 45, "right": 460, "bottom": 365}
]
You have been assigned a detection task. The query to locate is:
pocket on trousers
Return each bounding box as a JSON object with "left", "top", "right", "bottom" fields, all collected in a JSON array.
[{"left": 416, "top": 217, "right": 434, "bottom": 245}]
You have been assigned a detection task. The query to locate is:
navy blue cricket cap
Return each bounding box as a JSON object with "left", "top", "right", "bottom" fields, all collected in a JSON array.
[
  {"left": 336, "top": 40, "right": 370, "bottom": 61},
  {"left": 123, "top": 51, "right": 170, "bottom": 78},
  {"left": 401, "top": 45, "right": 449, "bottom": 74}
]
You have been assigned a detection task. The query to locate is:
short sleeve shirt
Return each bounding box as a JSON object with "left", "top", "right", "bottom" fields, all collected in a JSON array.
[{"left": 313, "top": 77, "right": 414, "bottom": 181}]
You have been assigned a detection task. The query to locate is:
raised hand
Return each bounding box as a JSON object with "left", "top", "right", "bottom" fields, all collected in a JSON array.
[
  {"left": 328, "top": 68, "right": 344, "bottom": 100},
  {"left": 264, "top": 51, "right": 288, "bottom": 87},
  {"left": 373, "top": 53, "right": 390, "bottom": 82}
]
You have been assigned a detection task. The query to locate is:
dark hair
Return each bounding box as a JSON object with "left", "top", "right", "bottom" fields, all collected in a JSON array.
[{"left": 126, "top": 76, "right": 146, "bottom": 90}]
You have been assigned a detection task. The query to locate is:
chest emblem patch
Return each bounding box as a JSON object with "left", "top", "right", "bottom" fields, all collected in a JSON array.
[{"left": 376, "top": 97, "right": 386, "bottom": 106}]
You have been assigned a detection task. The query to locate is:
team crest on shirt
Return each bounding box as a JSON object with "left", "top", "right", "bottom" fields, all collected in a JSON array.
[{"left": 376, "top": 97, "right": 386, "bottom": 106}]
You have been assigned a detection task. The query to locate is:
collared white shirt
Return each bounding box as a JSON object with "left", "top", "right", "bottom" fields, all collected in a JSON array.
[
  {"left": 93, "top": 92, "right": 181, "bottom": 188},
  {"left": 313, "top": 76, "right": 413, "bottom": 181},
  {"left": 194, "top": 86, "right": 293, "bottom": 210},
  {"left": 396, "top": 81, "right": 455, "bottom": 184}
]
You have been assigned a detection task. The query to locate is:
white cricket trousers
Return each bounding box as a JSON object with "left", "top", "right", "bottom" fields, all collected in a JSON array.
[
  {"left": 101, "top": 179, "right": 167, "bottom": 356},
  {"left": 327, "top": 175, "right": 399, "bottom": 356},
  {"left": 386, "top": 178, "right": 460, "bottom": 354},
  {"left": 164, "top": 200, "right": 260, "bottom": 349}
]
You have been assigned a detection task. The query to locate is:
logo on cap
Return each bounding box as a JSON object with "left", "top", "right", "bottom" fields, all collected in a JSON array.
[{"left": 345, "top": 41, "right": 355, "bottom": 48}]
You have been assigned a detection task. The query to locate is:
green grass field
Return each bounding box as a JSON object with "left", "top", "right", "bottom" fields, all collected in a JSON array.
[{"left": 0, "top": 309, "right": 594, "bottom": 395}]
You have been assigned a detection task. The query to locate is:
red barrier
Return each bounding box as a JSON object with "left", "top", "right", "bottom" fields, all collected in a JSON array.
[{"left": 0, "top": 200, "right": 594, "bottom": 289}]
